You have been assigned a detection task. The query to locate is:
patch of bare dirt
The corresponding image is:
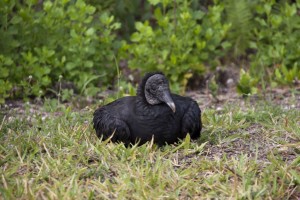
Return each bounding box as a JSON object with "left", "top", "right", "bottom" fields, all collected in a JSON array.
[{"left": 187, "top": 86, "right": 300, "bottom": 111}]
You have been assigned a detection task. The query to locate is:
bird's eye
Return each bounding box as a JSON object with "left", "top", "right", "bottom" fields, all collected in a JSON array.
[
  {"left": 151, "top": 86, "right": 157, "bottom": 92},
  {"left": 159, "top": 80, "right": 166, "bottom": 85}
]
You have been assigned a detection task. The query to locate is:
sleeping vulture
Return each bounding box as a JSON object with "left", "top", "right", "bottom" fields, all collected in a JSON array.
[{"left": 93, "top": 72, "right": 202, "bottom": 146}]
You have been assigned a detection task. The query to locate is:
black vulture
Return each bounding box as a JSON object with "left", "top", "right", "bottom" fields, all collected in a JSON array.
[{"left": 93, "top": 72, "right": 202, "bottom": 146}]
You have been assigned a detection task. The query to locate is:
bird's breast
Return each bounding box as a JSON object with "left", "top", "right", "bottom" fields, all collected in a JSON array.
[{"left": 127, "top": 110, "right": 181, "bottom": 144}]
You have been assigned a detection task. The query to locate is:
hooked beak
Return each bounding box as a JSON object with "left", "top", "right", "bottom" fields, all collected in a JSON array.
[
  {"left": 161, "top": 92, "right": 176, "bottom": 113},
  {"left": 166, "top": 101, "right": 176, "bottom": 113}
]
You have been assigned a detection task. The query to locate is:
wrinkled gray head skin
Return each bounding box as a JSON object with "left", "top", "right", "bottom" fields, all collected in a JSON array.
[{"left": 144, "top": 74, "right": 176, "bottom": 113}]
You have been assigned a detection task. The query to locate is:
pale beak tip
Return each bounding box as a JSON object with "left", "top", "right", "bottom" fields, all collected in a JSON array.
[{"left": 167, "top": 102, "right": 176, "bottom": 113}]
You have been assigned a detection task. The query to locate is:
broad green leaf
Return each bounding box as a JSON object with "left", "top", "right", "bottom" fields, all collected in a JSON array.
[
  {"left": 85, "top": 28, "right": 95, "bottom": 36},
  {"left": 131, "top": 33, "right": 141, "bottom": 42}
]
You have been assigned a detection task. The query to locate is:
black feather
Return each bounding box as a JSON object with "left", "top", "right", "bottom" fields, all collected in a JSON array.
[{"left": 93, "top": 72, "right": 202, "bottom": 146}]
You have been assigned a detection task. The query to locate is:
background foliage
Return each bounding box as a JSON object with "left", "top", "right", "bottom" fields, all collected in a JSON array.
[
  {"left": 0, "top": 0, "right": 120, "bottom": 103},
  {"left": 0, "top": 0, "right": 300, "bottom": 103},
  {"left": 125, "top": 0, "right": 231, "bottom": 91}
]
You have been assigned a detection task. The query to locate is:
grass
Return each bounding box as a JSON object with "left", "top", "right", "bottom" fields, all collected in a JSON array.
[{"left": 0, "top": 95, "right": 299, "bottom": 199}]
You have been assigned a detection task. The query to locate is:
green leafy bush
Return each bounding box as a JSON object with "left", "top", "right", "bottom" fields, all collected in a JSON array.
[
  {"left": 123, "top": 0, "right": 231, "bottom": 90},
  {"left": 275, "top": 64, "right": 300, "bottom": 85},
  {"left": 237, "top": 69, "right": 258, "bottom": 96},
  {"left": 0, "top": 55, "right": 13, "bottom": 104},
  {"left": 0, "top": 0, "right": 120, "bottom": 103},
  {"left": 250, "top": 1, "right": 300, "bottom": 85},
  {"left": 1, "top": 0, "right": 300, "bottom": 103}
]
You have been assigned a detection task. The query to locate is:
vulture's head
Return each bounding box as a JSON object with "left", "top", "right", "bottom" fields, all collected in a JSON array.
[{"left": 139, "top": 72, "right": 176, "bottom": 113}]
